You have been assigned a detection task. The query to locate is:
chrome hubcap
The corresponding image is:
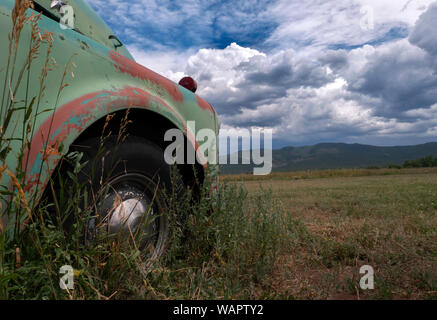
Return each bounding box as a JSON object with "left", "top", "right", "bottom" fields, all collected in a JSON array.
[
  {"left": 96, "top": 174, "right": 159, "bottom": 247},
  {"left": 108, "top": 197, "right": 151, "bottom": 234}
]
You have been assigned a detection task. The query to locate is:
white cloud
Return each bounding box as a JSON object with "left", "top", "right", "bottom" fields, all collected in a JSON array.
[
  {"left": 127, "top": 45, "right": 195, "bottom": 80},
  {"left": 266, "top": 0, "right": 435, "bottom": 54}
]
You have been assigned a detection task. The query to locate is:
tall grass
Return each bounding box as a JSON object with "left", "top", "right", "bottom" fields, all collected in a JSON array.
[
  {"left": 151, "top": 178, "right": 308, "bottom": 300},
  {"left": 1, "top": 149, "right": 305, "bottom": 299}
]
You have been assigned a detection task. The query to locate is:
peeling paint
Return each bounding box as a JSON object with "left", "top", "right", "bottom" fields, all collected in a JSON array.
[
  {"left": 196, "top": 95, "right": 216, "bottom": 115},
  {"left": 109, "top": 51, "right": 184, "bottom": 103},
  {"left": 23, "top": 86, "right": 207, "bottom": 198}
]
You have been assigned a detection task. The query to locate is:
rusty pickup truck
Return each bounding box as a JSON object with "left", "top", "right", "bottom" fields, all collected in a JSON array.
[{"left": 0, "top": 0, "right": 219, "bottom": 259}]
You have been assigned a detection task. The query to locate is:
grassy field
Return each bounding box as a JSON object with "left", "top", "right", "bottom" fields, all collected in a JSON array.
[
  {"left": 2, "top": 167, "right": 436, "bottom": 299},
  {"left": 227, "top": 168, "right": 437, "bottom": 299}
]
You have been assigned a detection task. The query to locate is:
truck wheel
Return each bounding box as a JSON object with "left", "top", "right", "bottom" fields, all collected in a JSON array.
[{"left": 70, "top": 135, "right": 183, "bottom": 266}]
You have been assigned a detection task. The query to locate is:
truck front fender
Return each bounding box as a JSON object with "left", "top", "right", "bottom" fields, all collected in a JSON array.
[{"left": 23, "top": 85, "right": 208, "bottom": 202}]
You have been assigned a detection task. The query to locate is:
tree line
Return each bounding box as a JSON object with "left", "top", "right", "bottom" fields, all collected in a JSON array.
[{"left": 386, "top": 155, "right": 437, "bottom": 169}]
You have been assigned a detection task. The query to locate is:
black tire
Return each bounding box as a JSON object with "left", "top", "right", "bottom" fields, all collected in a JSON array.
[{"left": 68, "top": 135, "right": 183, "bottom": 267}]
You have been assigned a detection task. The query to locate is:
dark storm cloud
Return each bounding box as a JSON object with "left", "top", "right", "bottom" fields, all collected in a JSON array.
[
  {"left": 409, "top": 2, "right": 437, "bottom": 56},
  {"left": 318, "top": 50, "right": 349, "bottom": 71},
  {"left": 344, "top": 41, "right": 437, "bottom": 117},
  {"left": 239, "top": 51, "right": 332, "bottom": 89}
]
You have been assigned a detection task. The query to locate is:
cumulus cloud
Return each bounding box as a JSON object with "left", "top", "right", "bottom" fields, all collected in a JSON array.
[
  {"left": 182, "top": 43, "right": 332, "bottom": 116},
  {"left": 172, "top": 44, "right": 392, "bottom": 145}
]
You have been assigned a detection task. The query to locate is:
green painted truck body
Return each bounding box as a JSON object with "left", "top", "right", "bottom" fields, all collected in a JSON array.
[{"left": 0, "top": 0, "right": 219, "bottom": 214}]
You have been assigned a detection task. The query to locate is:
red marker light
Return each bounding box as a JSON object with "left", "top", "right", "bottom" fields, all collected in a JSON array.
[{"left": 179, "top": 77, "right": 197, "bottom": 93}]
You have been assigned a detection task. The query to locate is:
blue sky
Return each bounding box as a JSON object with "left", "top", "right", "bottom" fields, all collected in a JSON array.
[{"left": 89, "top": 0, "right": 437, "bottom": 148}]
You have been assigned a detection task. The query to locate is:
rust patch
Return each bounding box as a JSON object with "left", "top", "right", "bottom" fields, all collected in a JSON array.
[
  {"left": 109, "top": 51, "right": 184, "bottom": 103},
  {"left": 196, "top": 95, "right": 216, "bottom": 115}
]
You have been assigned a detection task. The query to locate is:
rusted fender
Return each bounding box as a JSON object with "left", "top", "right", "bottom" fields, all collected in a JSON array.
[{"left": 22, "top": 50, "right": 218, "bottom": 203}]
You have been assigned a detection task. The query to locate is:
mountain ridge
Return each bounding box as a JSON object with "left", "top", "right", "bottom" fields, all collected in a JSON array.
[{"left": 220, "top": 142, "right": 437, "bottom": 174}]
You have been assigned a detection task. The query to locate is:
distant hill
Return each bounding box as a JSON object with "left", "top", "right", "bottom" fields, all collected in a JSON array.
[{"left": 220, "top": 142, "right": 437, "bottom": 174}]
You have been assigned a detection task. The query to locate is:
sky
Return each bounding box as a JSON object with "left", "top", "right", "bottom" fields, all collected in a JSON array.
[{"left": 88, "top": 0, "right": 437, "bottom": 148}]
